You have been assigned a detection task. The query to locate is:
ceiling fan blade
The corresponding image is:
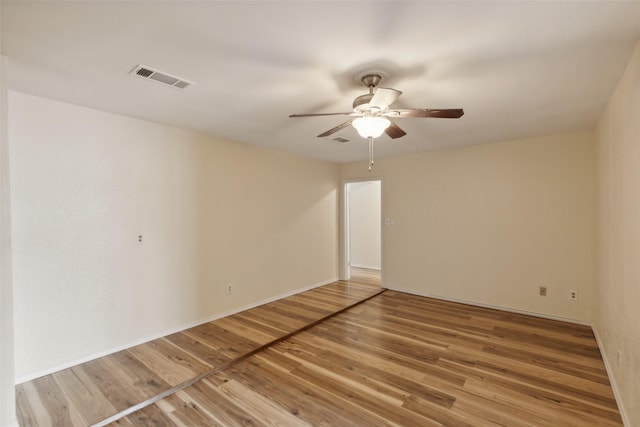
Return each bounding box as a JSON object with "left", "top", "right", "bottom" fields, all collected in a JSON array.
[
  {"left": 386, "top": 108, "right": 464, "bottom": 118},
  {"left": 317, "top": 119, "right": 354, "bottom": 137},
  {"left": 385, "top": 121, "right": 406, "bottom": 139},
  {"left": 289, "top": 112, "right": 354, "bottom": 118},
  {"left": 369, "top": 87, "right": 402, "bottom": 110}
]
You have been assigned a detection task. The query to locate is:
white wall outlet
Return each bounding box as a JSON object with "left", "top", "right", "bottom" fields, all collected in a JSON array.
[
  {"left": 569, "top": 290, "right": 578, "bottom": 301},
  {"left": 225, "top": 284, "right": 232, "bottom": 294}
]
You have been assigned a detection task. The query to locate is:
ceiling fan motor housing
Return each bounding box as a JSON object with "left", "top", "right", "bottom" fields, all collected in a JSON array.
[
  {"left": 353, "top": 73, "right": 386, "bottom": 112},
  {"left": 353, "top": 94, "right": 375, "bottom": 112}
]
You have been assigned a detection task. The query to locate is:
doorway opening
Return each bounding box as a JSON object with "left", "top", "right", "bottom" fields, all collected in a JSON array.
[{"left": 344, "top": 180, "right": 382, "bottom": 288}]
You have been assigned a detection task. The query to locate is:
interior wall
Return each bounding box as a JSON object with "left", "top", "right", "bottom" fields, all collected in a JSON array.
[
  {"left": 9, "top": 92, "right": 339, "bottom": 381},
  {"left": 1, "top": 54, "right": 19, "bottom": 426},
  {"left": 348, "top": 181, "right": 381, "bottom": 270},
  {"left": 594, "top": 41, "right": 640, "bottom": 427},
  {"left": 340, "top": 131, "right": 595, "bottom": 322}
]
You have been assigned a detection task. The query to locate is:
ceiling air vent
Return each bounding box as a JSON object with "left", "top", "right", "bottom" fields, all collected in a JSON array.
[
  {"left": 130, "top": 65, "right": 194, "bottom": 89},
  {"left": 332, "top": 136, "right": 351, "bottom": 143}
]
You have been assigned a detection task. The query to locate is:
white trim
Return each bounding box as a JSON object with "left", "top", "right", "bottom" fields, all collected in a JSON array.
[
  {"left": 386, "top": 285, "right": 591, "bottom": 326},
  {"left": 592, "top": 324, "right": 630, "bottom": 427},
  {"left": 341, "top": 177, "right": 384, "bottom": 283},
  {"left": 343, "top": 183, "right": 351, "bottom": 281},
  {"left": 15, "top": 277, "right": 338, "bottom": 384}
]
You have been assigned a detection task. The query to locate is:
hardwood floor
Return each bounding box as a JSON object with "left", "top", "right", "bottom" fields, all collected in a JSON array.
[
  {"left": 348, "top": 267, "right": 381, "bottom": 288},
  {"left": 15, "top": 280, "right": 383, "bottom": 427},
  {"left": 17, "top": 280, "right": 622, "bottom": 426},
  {"left": 112, "top": 291, "right": 622, "bottom": 427}
]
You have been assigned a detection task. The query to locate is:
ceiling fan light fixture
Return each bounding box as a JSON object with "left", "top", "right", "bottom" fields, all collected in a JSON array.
[{"left": 352, "top": 116, "right": 391, "bottom": 138}]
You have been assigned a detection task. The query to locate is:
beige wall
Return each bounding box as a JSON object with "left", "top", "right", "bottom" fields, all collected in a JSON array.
[
  {"left": 9, "top": 92, "right": 339, "bottom": 380},
  {"left": 341, "top": 132, "right": 596, "bottom": 322},
  {"left": 1, "top": 55, "right": 19, "bottom": 426},
  {"left": 595, "top": 41, "right": 640, "bottom": 426}
]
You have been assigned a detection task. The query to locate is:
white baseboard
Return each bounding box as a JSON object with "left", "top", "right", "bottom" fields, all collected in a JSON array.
[
  {"left": 592, "top": 324, "right": 630, "bottom": 426},
  {"left": 350, "top": 264, "right": 381, "bottom": 271},
  {"left": 386, "top": 287, "right": 630, "bottom": 423},
  {"left": 385, "top": 285, "right": 591, "bottom": 326},
  {"left": 15, "top": 277, "right": 338, "bottom": 384}
]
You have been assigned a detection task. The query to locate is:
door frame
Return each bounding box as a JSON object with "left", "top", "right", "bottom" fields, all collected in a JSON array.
[{"left": 341, "top": 178, "right": 383, "bottom": 285}]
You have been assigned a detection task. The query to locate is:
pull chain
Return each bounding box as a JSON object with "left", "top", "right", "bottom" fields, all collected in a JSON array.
[{"left": 368, "top": 136, "right": 373, "bottom": 171}]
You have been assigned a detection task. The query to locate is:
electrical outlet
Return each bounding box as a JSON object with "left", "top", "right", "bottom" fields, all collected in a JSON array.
[
  {"left": 225, "top": 284, "right": 232, "bottom": 294},
  {"left": 569, "top": 290, "right": 578, "bottom": 301},
  {"left": 539, "top": 286, "right": 547, "bottom": 296}
]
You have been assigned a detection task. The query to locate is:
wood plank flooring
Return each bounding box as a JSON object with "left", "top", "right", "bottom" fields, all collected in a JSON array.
[
  {"left": 17, "top": 271, "right": 622, "bottom": 426},
  {"left": 348, "top": 267, "right": 382, "bottom": 288},
  {"left": 15, "top": 279, "right": 382, "bottom": 427},
  {"left": 113, "top": 291, "right": 621, "bottom": 427}
]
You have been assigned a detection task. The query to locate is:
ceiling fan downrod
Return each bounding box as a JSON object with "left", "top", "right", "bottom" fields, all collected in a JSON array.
[{"left": 360, "top": 74, "right": 382, "bottom": 92}]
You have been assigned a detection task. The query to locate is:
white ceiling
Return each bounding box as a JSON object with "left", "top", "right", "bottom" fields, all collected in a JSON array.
[{"left": 3, "top": 1, "right": 640, "bottom": 163}]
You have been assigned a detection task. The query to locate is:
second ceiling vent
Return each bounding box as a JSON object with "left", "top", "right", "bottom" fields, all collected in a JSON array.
[{"left": 130, "top": 64, "right": 193, "bottom": 89}]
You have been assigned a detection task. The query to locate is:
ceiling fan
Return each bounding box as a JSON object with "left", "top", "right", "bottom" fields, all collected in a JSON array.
[{"left": 289, "top": 73, "right": 464, "bottom": 170}]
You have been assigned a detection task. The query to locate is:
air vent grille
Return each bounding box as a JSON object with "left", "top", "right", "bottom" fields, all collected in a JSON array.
[
  {"left": 173, "top": 80, "right": 191, "bottom": 89},
  {"left": 332, "top": 136, "right": 351, "bottom": 143},
  {"left": 136, "top": 68, "right": 153, "bottom": 78},
  {"left": 130, "top": 65, "right": 194, "bottom": 89}
]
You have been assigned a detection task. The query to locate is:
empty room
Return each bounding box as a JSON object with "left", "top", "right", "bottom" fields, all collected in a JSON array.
[{"left": 1, "top": 1, "right": 639, "bottom": 426}]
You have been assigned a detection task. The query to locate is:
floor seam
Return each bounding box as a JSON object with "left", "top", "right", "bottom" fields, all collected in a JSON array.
[{"left": 92, "top": 287, "right": 386, "bottom": 426}]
